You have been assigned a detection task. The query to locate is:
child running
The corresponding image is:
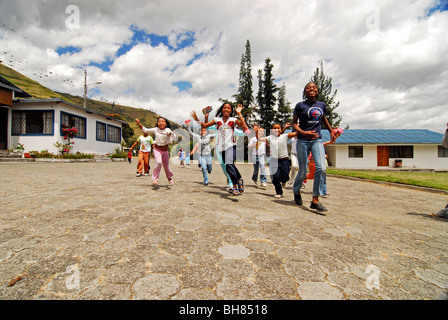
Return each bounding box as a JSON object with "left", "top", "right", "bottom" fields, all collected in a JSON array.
[
  {"left": 292, "top": 82, "right": 336, "bottom": 212},
  {"left": 191, "top": 103, "right": 248, "bottom": 195},
  {"left": 178, "top": 148, "right": 186, "bottom": 167},
  {"left": 135, "top": 117, "right": 176, "bottom": 185},
  {"left": 187, "top": 113, "right": 215, "bottom": 185},
  {"left": 259, "top": 123, "right": 297, "bottom": 198},
  {"left": 129, "top": 131, "right": 154, "bottom": 177},
  {"left": 248, "top": 123, "right": 268, "bottom": 187}
]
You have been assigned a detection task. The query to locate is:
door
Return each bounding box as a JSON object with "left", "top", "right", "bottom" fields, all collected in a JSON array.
[
  {"left": 377, "top": 146, "right": 389, "bottom": 166},
  {"left": 0, "top": 106, "right": 8, "bottom": 149}
]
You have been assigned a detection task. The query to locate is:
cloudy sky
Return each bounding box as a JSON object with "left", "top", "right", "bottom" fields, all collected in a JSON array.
[{"left": 1, "top": 0, "right": 447, "bottom": 133}]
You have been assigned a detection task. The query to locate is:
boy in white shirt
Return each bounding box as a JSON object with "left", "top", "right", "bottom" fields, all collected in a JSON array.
[
  {"left": 130, "top": 132, "right": 154, "bottom": 177},
  {"left": 248, "top": 124, "right": 268, "bottom": 187},
  {"left": 259, "top": 123, "right": 297, "bottom": 198}
]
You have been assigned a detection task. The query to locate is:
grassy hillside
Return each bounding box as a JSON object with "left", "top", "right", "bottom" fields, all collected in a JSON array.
[
  {"left": 0, "top": 63, "right": 179, "bottom": 144},
  {"left": 0, "top": 63, "right": 65, "bottom": 100}
]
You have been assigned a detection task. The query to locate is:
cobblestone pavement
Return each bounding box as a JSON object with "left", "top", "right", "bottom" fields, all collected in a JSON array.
[{"left": 0, "top": 161, "right": 447, "bottom": 300}]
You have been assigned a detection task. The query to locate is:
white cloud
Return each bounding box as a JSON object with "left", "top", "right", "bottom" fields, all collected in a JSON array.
[{"left": 0, "top": 0, "right": 447, "bottom": 133}]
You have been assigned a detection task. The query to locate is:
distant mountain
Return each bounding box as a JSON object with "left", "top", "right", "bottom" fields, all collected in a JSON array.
[{"left": 0, "top": 63, "right": 180, "bottom": 144}]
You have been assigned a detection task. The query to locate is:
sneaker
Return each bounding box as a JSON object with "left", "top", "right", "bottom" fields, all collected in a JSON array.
[
  {"left": 432, "top": 208, "right": 448, "bottom": 219},
  {"left": 169, "top": 179, "right": 174, "bottom": 185},
  {"left": 294, "top": 192, "right": 302, "bottom": 206},
  {"left": 274, "top": 194, "right": 284, "bottom": 198},
  {"left": 238, "top": 179, "right": 244, "bottom": 193},
  {"left": 301, "top": 183, "right": 306, "bottom": 189},
  {"left": 261, "top": 182, "right": 268, "bottom": 187},
  {"left": 152, "top": 180, "right": 159, "bottom": 185},
  {"left": 288, "top": 180, "right": 294, "bottom": 185},
  {"left": 136, "top": 172, "right": 143, "bottom": 177},
  {"left": 144, "top": 172, "right": 150, "bottom": 176},
  {"left": 310, "top": 202, "right": 328, "bottom": 212}
]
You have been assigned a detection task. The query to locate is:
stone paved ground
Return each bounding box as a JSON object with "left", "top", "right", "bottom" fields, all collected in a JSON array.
[{"left": 0, "top": 160, "right": 447, "bottom": 300}]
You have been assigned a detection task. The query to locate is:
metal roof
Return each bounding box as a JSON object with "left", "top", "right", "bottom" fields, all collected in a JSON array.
[{"left": 321, "top": 129, "right": 445, "bottom": 145}]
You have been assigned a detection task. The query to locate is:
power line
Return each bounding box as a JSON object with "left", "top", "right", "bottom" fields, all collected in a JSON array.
[
  {"left": 0, "top": 23, "right": 77, "bottom": 89},
  {"left": 0, "top": 23, "right": 43, "bottom": 48},
  {"left": 0, "top": 51, "right": 76, "bottom": 89}
]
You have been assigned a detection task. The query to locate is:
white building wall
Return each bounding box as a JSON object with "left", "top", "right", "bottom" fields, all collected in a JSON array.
[
  {"left": 406, "top": 145, "right": 448, "bottom": 170},
  {"left": 10, "top": 101, "right": 123, "bottom": 155},
  {"left": 327, "top": 144, "right": 448, "bottom": 170},
  {"left": 327, "top": 145, "right": 378, "bottom": 169}
]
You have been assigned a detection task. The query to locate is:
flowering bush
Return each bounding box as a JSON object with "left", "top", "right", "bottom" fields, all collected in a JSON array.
[
  {"left": 61, "top": 124, "right": 78, "bottom": 140},
  {"left": 55, "top": 125, "right": 78, "bottom": 155}
]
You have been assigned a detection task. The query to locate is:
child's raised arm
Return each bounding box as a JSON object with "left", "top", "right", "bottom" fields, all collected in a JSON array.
[
  {"left": 190, "top": 110, "right": 215, "bottom": 128},
  {"left": 135, "top": 119, "right": 155, "bottom": 134},
  {"left": 282, "top": 123, "right": 291, "bottom": 134},
  {"left": 235, "top": 104, "right": 249, "bottom": 132}
]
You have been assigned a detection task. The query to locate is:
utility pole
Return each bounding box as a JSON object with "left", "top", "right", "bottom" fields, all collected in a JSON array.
[
  {"left": 83, "top": 70, "right": 87, "bottom": 108},
  {"left": 83, "top": 70, "right": 102, "bottom": 109}
]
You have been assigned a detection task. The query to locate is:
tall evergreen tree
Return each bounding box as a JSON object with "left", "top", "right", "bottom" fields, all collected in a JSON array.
[
  {"left": 275, "top": 83, "right": 292, "bottom": 125},
  {"left": 234, "top": 40, "right": 254, "bottom": 123},
  {"left": 254, "top": 69, "right": 264, "bottom": 124},
  {"left": 310, "top": 61, "right": 342, "bottom": 128},
  {"left": 255, "top": 58, "right": 278, "bottom": 130}
]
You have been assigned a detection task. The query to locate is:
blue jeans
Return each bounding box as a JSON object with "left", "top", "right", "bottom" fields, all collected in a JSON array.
[
  {"left": 216, "top": 150, "right": 232, "bottom": 187},
  {"left": 199, "top": 154, "right": 213, "bottom": 184},
  {"left": 292, "top": 138, "right": 326, "bottom": 197},
  {"left": 220, "top": 146, "right": 242, "bottom": 185},
  {"left": 252, "top": 154, "right": 267, "bottom": 183}
]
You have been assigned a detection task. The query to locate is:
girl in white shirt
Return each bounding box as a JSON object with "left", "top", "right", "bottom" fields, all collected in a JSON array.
[
  {"left": 135, "top": 117, "right": 176, "bottom": 185},
  {"left": 191, "top": 103, "right": 248, "bottom": 195}
]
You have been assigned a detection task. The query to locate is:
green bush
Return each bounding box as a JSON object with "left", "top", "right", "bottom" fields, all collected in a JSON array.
[
  {"left": 30, "top": 150, "right": 94, "bottom": 159},
  {"left": 108, "top": 147, "right": 127, "bottom": 159}
]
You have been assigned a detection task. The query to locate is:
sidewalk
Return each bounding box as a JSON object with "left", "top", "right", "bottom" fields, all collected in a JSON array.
[{"left": 0, "top": 161, "right": 447, "bottom": 300}]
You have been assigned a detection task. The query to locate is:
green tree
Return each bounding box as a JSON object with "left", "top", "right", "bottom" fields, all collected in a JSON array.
[
  {"left": 275, "top": 83, "right": 292, "bottom": 125},
  {"left": 310, "top": 61, "right": 342, "bottom": 128},
  {"left": 233, "top": 40, "right": 255, "bottom": 123},
  {"left": 255, "top": 58, "right": 278, "bottom": 130}
]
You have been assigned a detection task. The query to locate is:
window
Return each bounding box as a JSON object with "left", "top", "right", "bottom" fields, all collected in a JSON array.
[
  {"left": 107, "top": 125, "right": 121, "bottom": 143},
  {"left": 12, "top": 110, "right": 54, "bottom": 135},
  {"left": 61, "top": 112, "right": 86, "bottom": 138},
  {"left": 438, "top": 145, "right": 448, "bottom": 158},
  {"left": 389, "top": 146, "right": 413, "bottom": 158},
  {"left": 348, "top": 146, "right": 363, "bottom": 158},
  {"left": 96, "top": 122, "right": 106, "bottom": 141}
]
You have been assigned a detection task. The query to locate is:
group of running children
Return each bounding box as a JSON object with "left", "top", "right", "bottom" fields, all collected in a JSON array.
[{"left": 128, "top": 82, "right": 342, "bottom": 212}]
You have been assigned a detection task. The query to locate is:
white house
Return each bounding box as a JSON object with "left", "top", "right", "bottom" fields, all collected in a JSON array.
[
  {"left": 322, "top": 129, "right": 448, "bottom": 170},
  {"left": 2, "top": 97, "right": 126, "bottom": 155}
]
